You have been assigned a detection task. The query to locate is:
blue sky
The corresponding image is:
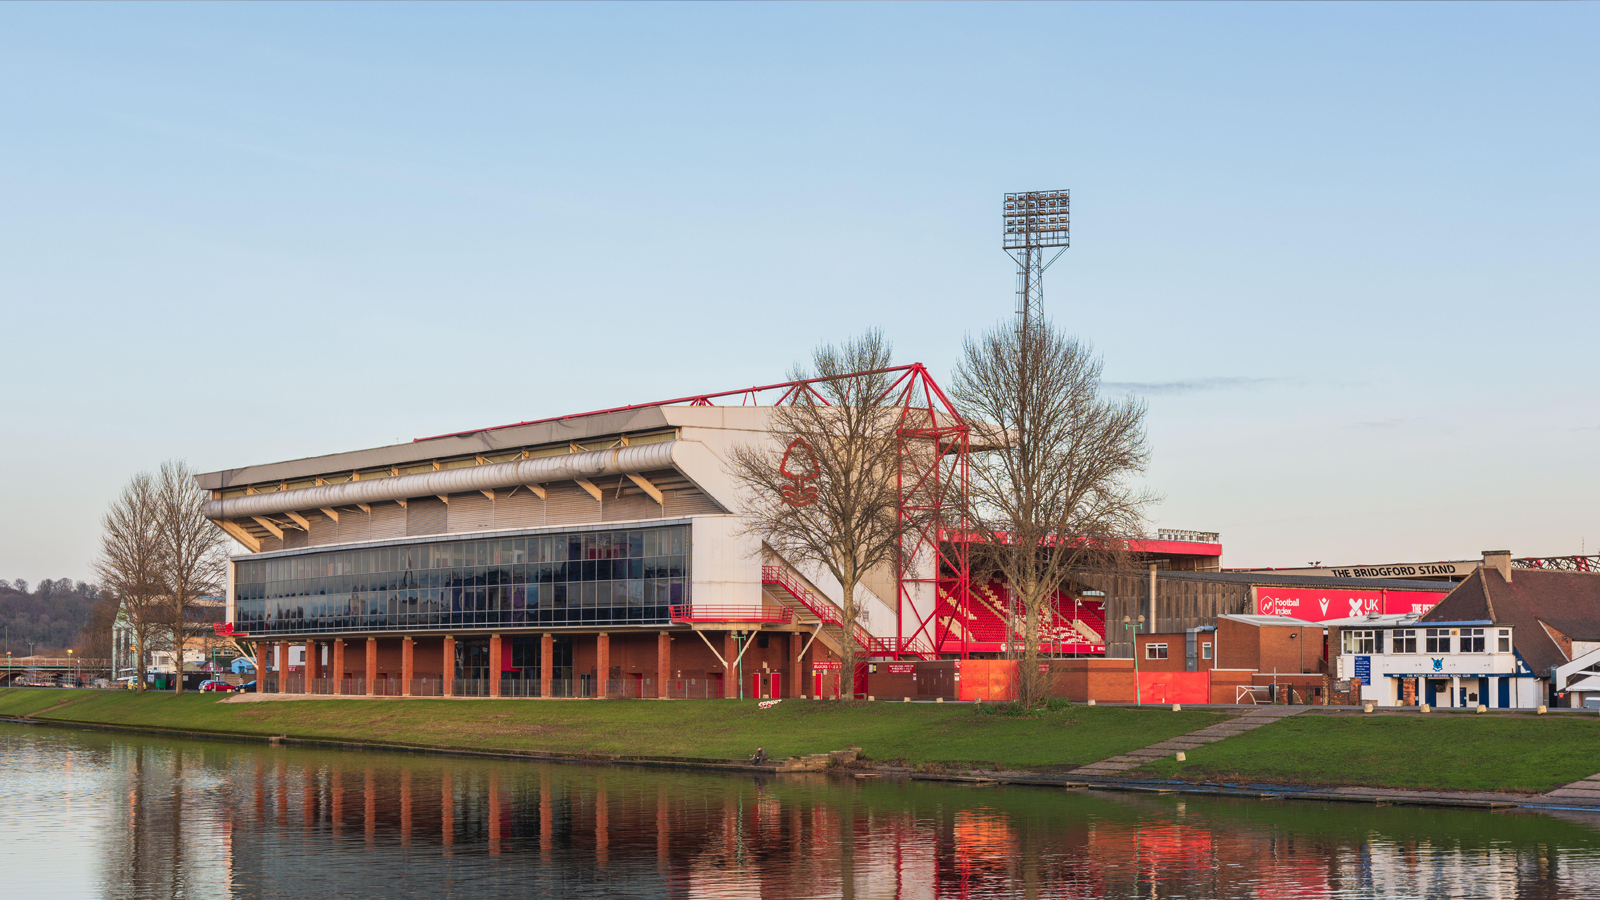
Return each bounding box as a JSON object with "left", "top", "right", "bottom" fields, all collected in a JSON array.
[{"left": 1, "top": 2, "right": 1596, "bottom": 581}]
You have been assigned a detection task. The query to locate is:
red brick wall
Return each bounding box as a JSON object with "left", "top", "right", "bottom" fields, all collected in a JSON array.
[{"left": 1135, "top": 633, "right": 1190, "bottom": 672}]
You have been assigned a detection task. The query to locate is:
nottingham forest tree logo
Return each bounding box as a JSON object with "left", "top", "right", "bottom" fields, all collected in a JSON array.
[{"left": 779, "top": 438, "right": 820, "bottom": 507}]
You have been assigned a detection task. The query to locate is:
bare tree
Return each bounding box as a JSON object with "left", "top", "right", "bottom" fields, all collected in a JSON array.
[
  {"left": 727, "top": 330, "right": 911, "bottom": 699},
  {"left": 94, "top": 472, "right": 164, "bottom": 691},
  {"left": 953, "top": 317, "right": 1155, "bottom": 706},
  {"left": 154, "top": 460, "right": 229, "bottom": 695}
]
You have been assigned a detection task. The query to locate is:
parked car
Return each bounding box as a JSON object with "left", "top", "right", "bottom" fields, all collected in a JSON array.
[
  {"left": 198, "top": 680, "right": 239, "bottom": 693},
  {"left": 238, "top": 681, "right": 257, "bottom": 693}
]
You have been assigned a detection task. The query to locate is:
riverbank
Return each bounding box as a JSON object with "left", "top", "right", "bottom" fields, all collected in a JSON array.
[
  {"left": 1136, "top": 708, "right": 1600, "bottom": 794},
  {"left": 0, "top": 688, "right": 1223, "bottom": 771},
  {"left": 8, "top": 690, "right": 1600, "bottom": 805}
]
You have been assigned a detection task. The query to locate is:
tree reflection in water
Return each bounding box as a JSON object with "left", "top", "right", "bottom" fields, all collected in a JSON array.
[{"left": 3, "top": 723, "right": 1600, "bottom": 899}]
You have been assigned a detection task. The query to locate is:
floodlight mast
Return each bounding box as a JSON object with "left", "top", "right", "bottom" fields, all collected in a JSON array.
[{"left": 1002, "top": 189, "right": 1070, "bottom": 332}]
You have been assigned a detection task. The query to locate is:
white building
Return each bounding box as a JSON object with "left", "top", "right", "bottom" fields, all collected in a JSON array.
[
  {"left": 1332, "top": 551, "right": 1600, "bottom": 709},
  {"left": 1332, "top": 615, "right": 1542, "bottom": 708}
]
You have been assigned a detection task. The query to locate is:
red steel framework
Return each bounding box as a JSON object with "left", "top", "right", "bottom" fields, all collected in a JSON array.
[{"left": 418, "top": 364, "right": 971, "bottom": 661}]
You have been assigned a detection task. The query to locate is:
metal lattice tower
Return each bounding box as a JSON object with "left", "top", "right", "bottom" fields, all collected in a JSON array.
[{"left": 1003, "top": 190, "right": 1070, "bottom": 331}]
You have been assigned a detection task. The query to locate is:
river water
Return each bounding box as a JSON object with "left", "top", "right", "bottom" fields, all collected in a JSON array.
[{"left": 3, "top": 722, "right": 1600, "bottom": 899}]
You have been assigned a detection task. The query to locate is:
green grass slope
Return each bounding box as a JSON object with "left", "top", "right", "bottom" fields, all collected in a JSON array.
[
  {"left": 33, "top": 691, "right": 1224, "bottom": 770},
  {"left": 0, "top": 687, "right": 94, "bottom": 717},
  {"left": 1139, "top": 713, "right": 1600, "bottom": 794}
]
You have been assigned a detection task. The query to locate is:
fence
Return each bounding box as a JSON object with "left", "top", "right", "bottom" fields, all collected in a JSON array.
[
  {"left": 662, "top": 678, "right": 723, "bottom": 700},
  {"left": 260, "top": 673, "right": 727, "bottom": 699}
]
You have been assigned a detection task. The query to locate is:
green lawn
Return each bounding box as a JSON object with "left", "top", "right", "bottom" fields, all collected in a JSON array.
[
  {"left": 1139, "top": 712, "right": 1600, "bottom": 794},
  {"left": 0, "top": 687, "right": 94, "bottom": 717},
  {"left": 21, "top": 690, "right": 1225, "bottom": 770}
]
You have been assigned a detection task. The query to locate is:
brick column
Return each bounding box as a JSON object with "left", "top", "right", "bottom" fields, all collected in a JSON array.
[
  {"left": 303, "top": 640, "right": 318, "bottom": 693},
  {"left": 366, "top": 638, "right": 378, "bottom": 696},
  {"left": 442, "top": 636, "right": 455, "bottom": 697},
  {"left": 540, "top": 633, "right": 554, "bottom": 698},
  {"left": 489, "top": 633, "right": 503, "bottom": 698},
  {"left": 722, "top": 632, "right": 738, "bottom": 699},
  {"left": 274, "top": 641, "right": 289, "bottom": 693},
  {"left": 332, "top": 640, "right": 346, "bottom": 695},
  {"left": 401, "top": 637, "right": 414, "bottom": 697},
  {"left": 786, "top": 632, "right": 801, "bottom": 698},
  {"left": 596, "top": 633, "right": 610, "bottom": 699},
  {"left": 656, "top": 631, "right": 671, "bottom": 699}
]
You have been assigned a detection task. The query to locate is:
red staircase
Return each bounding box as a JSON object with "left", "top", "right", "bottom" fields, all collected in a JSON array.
[{"left": 761, "top": 565, "right": 934, "bottom": 659}]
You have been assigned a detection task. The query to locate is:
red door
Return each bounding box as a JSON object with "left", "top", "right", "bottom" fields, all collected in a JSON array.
[
  {"left": 770, "top": 672, "right": 781, "bottom": 699},
  {"left": 751, "top": 672, "right": 764, "bottom": 699},
  {"left": 814, "top": 673, "right": 823, "bottom": 698}
]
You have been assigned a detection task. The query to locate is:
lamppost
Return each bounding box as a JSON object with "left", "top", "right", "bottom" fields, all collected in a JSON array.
[
  {"left": 1123, "top": 614, "right": 1146, "bottom": 706},
  {"left": 67, "top": 648, "right": 74, "bottom": 688}
]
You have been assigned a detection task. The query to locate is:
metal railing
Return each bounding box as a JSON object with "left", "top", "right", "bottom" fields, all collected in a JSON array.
[
  {"left": 670, "top": 604, "right": 791, "bottom": 624},
  {"left": 762, "top": 564, "right": 931, "bottom": 659},
  {"left": 410, "top": 678, "right": 444, "bottom": 697},
  {"left": 1155, "top": 529, "right": 1221, "bottom": 544},
  {"left": 662, "top": 678, "right": 724, "bottom": 700}
]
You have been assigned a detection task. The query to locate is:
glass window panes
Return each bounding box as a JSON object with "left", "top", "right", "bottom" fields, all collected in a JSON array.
[{"left": 232, "top": 525, "right": 690, "bottom": 636}]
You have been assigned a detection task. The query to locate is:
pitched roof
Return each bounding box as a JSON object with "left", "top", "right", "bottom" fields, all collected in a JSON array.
[{"left": 1420, "top": 567, "right": 1600, "bottom": 674}]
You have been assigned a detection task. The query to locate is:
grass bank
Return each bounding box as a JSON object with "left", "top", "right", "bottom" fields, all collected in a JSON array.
[
  {"left": 1139, "top": 712, "right": 1600, "bottom": 794},
  {"left": 0, "top": 689, "right": 1224, "bottom": 771}
]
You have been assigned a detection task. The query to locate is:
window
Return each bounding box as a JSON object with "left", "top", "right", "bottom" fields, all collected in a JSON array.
[
  {"left": 1462, "top": 628, "right": 1486, "bottom": 653},
  {"left": 1425, "top": 628, "right": 1451, "bottom": 654},
  {"left": 1498, "top": 630, "right": 1511, "bottom": 653},
  {"left": 1146, "top": 643, "right": 1168, "bottom": 660},
  {"left": 1201, "top": 642, "right": 1212, "bottom": 660},
  {"left": 232, "top": 524, "right": 692, "bottom": 635},
  {"left": 1342, "top": 630, "right": 1376, "bottom": 654},
  {"left": 1392, "top": 629, "right": 1417, "bottom": 654}
]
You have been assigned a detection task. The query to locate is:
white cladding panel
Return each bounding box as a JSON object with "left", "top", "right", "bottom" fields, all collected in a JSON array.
[{"left": 690, "top": 515, "right": 761, "bottom": 607}]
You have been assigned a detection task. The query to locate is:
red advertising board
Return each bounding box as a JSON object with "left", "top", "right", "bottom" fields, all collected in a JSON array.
[{"left": 1255, "top": 587, "right": 1448, "bottom": 622}]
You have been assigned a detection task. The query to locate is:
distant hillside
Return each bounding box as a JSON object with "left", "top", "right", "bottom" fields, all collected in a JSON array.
[{"left": 0, "top": 578, "right": 111, "bottom": 657}]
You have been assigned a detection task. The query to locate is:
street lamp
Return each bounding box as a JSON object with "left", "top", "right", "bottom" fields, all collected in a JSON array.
[
  {"left": 1123, "top": 614, "right": 1146, "bottom": 706},
  {"left": 67, "top": 648, "right": 74, "bottom": 688}
]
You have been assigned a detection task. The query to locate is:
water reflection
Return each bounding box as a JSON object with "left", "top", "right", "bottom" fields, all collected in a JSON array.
[{"left": 3, "top": 722, "right": 1600, "bottom": 899}]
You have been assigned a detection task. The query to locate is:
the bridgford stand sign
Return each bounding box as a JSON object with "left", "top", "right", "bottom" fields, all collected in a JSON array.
[{"left": 1240, "top": 560, "right": 1478, "bottom": 580}]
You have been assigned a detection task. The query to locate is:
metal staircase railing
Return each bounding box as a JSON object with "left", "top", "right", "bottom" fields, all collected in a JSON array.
[{"left": 761, "top": 565, "right": 935, "bottom": 659}]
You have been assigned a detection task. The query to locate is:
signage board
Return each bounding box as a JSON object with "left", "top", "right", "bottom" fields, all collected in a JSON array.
[
  {"left": 1239, "top": 561, "right": 1476, "bottom": 579},
  {"left": 811, "top": 661, "right": 842, "bottom": 671},
  {"left": 1256, "top": 587, "right": 1448, "bottom": 622},
  {"left": 886, "top": 664, "right": 915, "bottom": 674},
  {"left": 1353, "top": 655, "right": 1371, "bottom": 686}
]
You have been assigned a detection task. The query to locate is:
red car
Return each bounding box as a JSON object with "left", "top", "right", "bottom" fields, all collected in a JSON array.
[{"left": 198, "top": 680, "right": 238, "bottom": 693}]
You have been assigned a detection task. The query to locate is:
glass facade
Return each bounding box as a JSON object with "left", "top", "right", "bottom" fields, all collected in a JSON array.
[{"left": 233, "top": 525, "right": 690, "bottom": 636}]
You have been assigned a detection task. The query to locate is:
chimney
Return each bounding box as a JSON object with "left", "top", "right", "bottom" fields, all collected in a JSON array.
[{"left": 1482, "top": 550, "right": 1512, "bottom": 583}]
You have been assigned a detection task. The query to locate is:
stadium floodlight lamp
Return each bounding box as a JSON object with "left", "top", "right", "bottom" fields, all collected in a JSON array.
[{"left": 1002, "top": 189, "right": 1070, "bottom": 250}]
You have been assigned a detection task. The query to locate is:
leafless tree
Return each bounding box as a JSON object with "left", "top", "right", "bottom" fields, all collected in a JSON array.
[
  {"left": 155, "top": 460, "right": 229, "bottom": 695},
  {"left": 727, "top": 329, "right": 913, "bottom": 699},
  {"left": 953, "top": 317, "right": 1155, "bottom": 706},
  {"left": 94, "top": 472, "right": 164, "bottom": 691}
]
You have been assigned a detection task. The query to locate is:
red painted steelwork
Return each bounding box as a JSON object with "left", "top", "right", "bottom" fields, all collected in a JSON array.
[
  {"left": 412, "top": 366, "right": 921, "bottom": 443},
  {"left": 412, "top": 363, "right": 970, "bottom": 661},
  {"left": 670, "top": 605, "right": 792, "bottom": 624}
]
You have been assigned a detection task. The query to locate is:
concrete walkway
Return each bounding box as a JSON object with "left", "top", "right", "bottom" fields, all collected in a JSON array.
[
  {"left": 1067, "top": 705, "right": 1309, "bottom": 777},
  {"left": 1541, "top": 772, "right": 1600, "bottom": 805}
]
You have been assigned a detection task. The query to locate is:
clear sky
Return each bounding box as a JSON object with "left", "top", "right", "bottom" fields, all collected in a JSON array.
[{"left": 1, "top": 2, "right": 1596, "bottom": 583}]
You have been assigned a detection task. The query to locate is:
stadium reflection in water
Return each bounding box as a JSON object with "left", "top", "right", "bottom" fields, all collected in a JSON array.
[{"left": 5, "top": 723, "right": 1600, "bottom": 899}]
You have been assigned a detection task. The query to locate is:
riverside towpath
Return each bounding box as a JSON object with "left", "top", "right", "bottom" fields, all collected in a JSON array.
[{"left": 1067, "top": 705, "right": 1309, "bottom": 777}]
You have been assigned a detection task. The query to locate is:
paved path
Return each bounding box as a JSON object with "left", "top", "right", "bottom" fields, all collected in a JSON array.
[
  {"left": 1541, "top": 772, "right": 1600, "bottom": 805},
  {"left": 1068, "top": 706, "right": 1309, "bottom": 777}
]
